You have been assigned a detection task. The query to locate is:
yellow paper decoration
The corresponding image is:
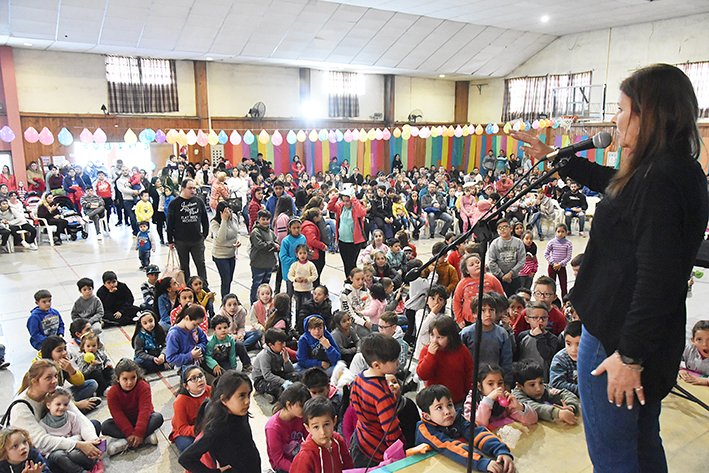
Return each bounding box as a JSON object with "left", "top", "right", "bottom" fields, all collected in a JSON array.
[
  {"left": 259, "top": 129, "right": 270, "bottom": 144},
  {"left": 359, "top": 128, "right": 367, "bottom": 142},
  {"left": 367, "top": 128, "right": 376, "bottom": 140},
  {"left": 430, "top": 126, "right": 439, "bottom": 138},
  {"left": 124, "top": 129, "right": 137, "bottom": 145},
  {"left": 393, "top": 128, "right": 402, "bottom": 138},
  {"left": 207, "top": 130, "right": 219, "bottom": 146},
  {"left": 297, "top": 130, "right": 307, "bottom": 142},
  {"left": 177, "top": 129, "right": 188, "bottom": 146}
]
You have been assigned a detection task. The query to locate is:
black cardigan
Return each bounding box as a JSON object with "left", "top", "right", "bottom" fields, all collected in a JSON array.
[{"left": 560, "top": 152, "right": 707, "bottom": 403}]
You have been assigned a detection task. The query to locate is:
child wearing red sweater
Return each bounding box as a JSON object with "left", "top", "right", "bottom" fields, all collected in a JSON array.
[
  {"left": 101, "top": 359, "right": 164, "bottom": 456},
  {"left": 416, "top": 317, "right": 474, "bottom": 406},
  {"left": 169, "top": 366, "right": 212, "bottom": 452}
]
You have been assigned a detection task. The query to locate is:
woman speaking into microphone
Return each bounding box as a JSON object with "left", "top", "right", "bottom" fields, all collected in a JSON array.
[{"left": 512, "top": 64, "right": 707, "bottom": 473}]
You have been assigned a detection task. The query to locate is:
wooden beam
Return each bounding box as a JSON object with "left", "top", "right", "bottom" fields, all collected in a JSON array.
[
  {"left": 454, "top": 81, "right": 469, "bottom": 123},
  {"left": 194, "top": 61, "right": 209, "bottom": 127},
  {"left": 299, "top": 68, "right": 311, "bottom": 113},
  {"left": 384, "top": 74, "right": 395, "bottom": 126}
]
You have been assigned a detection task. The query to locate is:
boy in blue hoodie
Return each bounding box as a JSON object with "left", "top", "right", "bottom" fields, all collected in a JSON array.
[
  {"left": 415, "top": 384, "right": 515, "bottom": 473},
  {"left": 28, "top": 289, "right": 64, "bottom": 350},
  {"left": 279, "top": 217, "right": 307, "bottom": 299},
  {"left": 296, "top": 315, "right": 340, "bottom": 375}
]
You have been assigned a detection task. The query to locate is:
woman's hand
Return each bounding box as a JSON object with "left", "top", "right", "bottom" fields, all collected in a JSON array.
[
  {"left": 76, "top": 440, "right": 103, "bottom": 459},
  {"left": 592, "top": 353, "right": 645, "bottom": 409},
  {"left": 221, "top": 207, "right": 231, "bottom": 221},
  {"left": 509, "top": 132, "right": 555, "bottom": 161},
  {"left": 57, "top": 357, "right": 73, "bottom": 373}
]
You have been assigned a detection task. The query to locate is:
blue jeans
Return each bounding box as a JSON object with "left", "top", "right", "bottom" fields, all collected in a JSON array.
[
  {"left": 578, "top": 331, "right": 667, "bottom": 473},
  {"left": 326, "top": 219, "right": 338, "bottom": 252},
  {"left": 123, "top": 200, "right": 138, "bottom": 235},
  {"left": 529, "top": 211, "right": 543, "bottom": 237},
  {"left": 243, "top": 329, "right": 263, "bottom": 351},
  {"left": 565, "top": 209, "right": 585, "bottom": 233},
  {"left": 251, "top": 267, "right": 272, "bottom": 304},
  {"left": 213, "top": 256, "right": 236, "bottom": 299},
  {"left": 70, "top": 379, "right": 98, "bottom": 401},
  {"left": 174, "top": 435, "right": 194, "bottom": 452},
  {"left": 139, "top": 250, "right": 150, "bottom": 268}
]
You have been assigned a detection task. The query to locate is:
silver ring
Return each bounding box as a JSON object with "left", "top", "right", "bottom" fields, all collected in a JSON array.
[{"left": 634, "top": 387, "right": 644, "bottom": 391}]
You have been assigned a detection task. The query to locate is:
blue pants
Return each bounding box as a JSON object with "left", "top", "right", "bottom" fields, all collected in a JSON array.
[
  {"left": 70, "top": 379, "right": 98, "bottom": 401},
  {"left": 529, "top": 211, "right": 543, "bottom": 237},
  {"left": 325, "top": 219, "right": 338, "bottom": 252},
  {"left": 139, "top": 250, "right": 150, "bottom": 268},
  {"left": 123, "top": 200, "right": 138, "bottom": 235},
  {"left": 213, "top": 256, "right": 236, "bottom": 299},
  {"left": 427, "top": 212, "right": 453, "bottom": 237},
  {"left": 250, "top": 267, "right": 272, "bottom": 304},
  {"left": 243, "top": 329, "right": 263, "bottom": 352},
  {"left": 173, "top": 435, "right": 194, "bottom": 452},
  {"left": 565, "top": 209, "right": 586, "bottom": 233},
  {"left": 578, "top": 331, "right": 667, "bottom": 473}
]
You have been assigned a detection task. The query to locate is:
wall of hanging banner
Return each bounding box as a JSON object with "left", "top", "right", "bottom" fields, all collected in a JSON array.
[{"left": 8, "top": 120, "right": 709, "bottom": 174}]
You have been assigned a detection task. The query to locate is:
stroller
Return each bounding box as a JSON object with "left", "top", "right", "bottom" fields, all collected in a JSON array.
[{"left": 53, "top": 195, "right": 89, "bottom": 240}]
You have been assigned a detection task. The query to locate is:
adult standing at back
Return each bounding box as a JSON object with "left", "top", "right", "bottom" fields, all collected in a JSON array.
[
  {"left": 210, "top": 201, "right": 241, "bottom": 299},
  {"left": 327, "top": 188, "right": 366, "bottom": 278},
  {"left": 512, "top": 64, "right": 708, "bottom": 473},
  {"left": 167, "top": 178, "right": 210, "bottom": 289}
]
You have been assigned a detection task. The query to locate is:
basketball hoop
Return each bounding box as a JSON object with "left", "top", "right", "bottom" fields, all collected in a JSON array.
[{"left": 557, "top": 115, "right": 577, "bottom": 132}]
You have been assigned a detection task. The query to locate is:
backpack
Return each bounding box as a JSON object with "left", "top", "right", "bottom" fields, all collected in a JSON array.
[{"left": 1, "top": 399, "right": 34, "bottom": 427}]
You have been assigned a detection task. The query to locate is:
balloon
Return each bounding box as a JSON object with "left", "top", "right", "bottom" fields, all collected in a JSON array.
[
  {"left": 402, "top": 130, "right": 411, "bottom": 140},
  {"left": 39, "top": 127, "right": 54, "bottom": 145},
  {"left": 156, "top": 129, "right": 167, "bottom": 143},
  {"left": 318, "top": 129, "right": 328, "bottom": 142},
  {"left": 24, "top": 127, "right": 39, "bottom": 143},
  {"left": 492, "top": 123, "right": 500, "bottom": 133},
  {"left": 552, "top": 118, "right": 560, "bottom": 129},
  {"left": 259, "top": 129, "right": 270, "bottom": 144},
  {"left": 287, "top": 130, "right": 297, "bottom": 145},
  {"left": 0, "top": 126, "right": 15, "bottom": 143},
  {"left": 402, "top": 124, "right": 410, "bottom": 135},
  {"left": 124, "top": 128, "right": 137, "bottom": 145},
  {"left": 335, "top": 129, "right": 344, "bottom": 142},
  {"left": 409, "top": 126, "right": 418, "bottom": 137},
  {"left": 57, "top": 127, "right": 73, "bottom": 146},
  {"left": 177, "top": 130, "right": 188, "bottom": 146},
  {"left": 462, "top": 125, "right": 470, "bottom": 137},
  {"left": 344, "top": 130, "right": 353, "bottom": 143},
  {"left": 230, "top": 130, "right": 242, "bottom": 145},
  {"left": 196, "top": 130, "right": 208, "bottom": 146},
  {"left": 532, "top": 119, "right": 540, "bottom": 130},
  {"left": 186, "top": 129, "right": 198, "bottom": 146},
  {"left": 359, "top": 129, "right": 368, "bottom": 142},
  {"left": 375, "top": 129, "right": 383, "bottom": 140},
  {"left": 243, "top": 130, "right": 255, "bottom": 145},
  {"left": 437, "top": 126, "right": 444, "bottom": 136},
  {"left": 93, "top": 128, "right": 107, "bottom": 144},
  {"left": 392, "top": 128, "right": 401, "bottom": 139},
  {"left": 475, "top": 124, "right": 484, "bottom": 135},
  {"left": 217, "top": 130, "right": 228, "bottom": 144},
  {"left": 309, "top": 130, "right": 318, "bottom": 142},
  {"left": 166, "top": 129, "right": 179, "bottom": 144},
  {"left": 296, "top": 130, "right": 306, "bottom": 143},
  {"left": 512, "top": 121, "right": 521, "bottom": 132},
  {"left": 447, "top": 125, "right": 455, "bottom": 136},
  {"left": 430, "top": 126, "right": 439, "bottom": 138},
  {"left": 440, "top": 126, "right": 448, "bottom": 137},
  {"left": 382, "top": 128, "right": 391, "bottom": 140},
  {"left": 524, "top": 121, "right": 531, "bottom": 131},
  {"left": 549, "top": 118, "right": 556, "bottom": 127},
  {"left": 208, "top": 130, "right": 219, "bottom": 146},
  {"left": 503, "top": 122, "right": 512, "bottom": 134},
  {"left": 485, "top": 124, "right": 493, "bottom": 134},
  {"left": 84, "top": 352, "right": 95, "bottom": 363},
  {"left": 328, "top": 130, "right": 337, "bottom": 143},
  {"left": 79, "top": 128, "right": 93, "bottom": 144},
  {"left": 454, "top": 125, "right": 463, "bottom": 138},
  {"left": 272, "top": 130, "right": 283, "bottom": 146},
  {"left": 367, "top": 129, "right": 376, "bottom": 141},
  {"left": 139, "top": 128, "right": 155, "bottom": 144},
  {"left": 420, "top": 127, "right": 430, "bottom": 139},
  {"left": 352, "top": 129, "right": 360, "bottom": 141}
]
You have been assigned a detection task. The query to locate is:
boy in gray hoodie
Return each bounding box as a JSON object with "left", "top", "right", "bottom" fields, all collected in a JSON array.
[
  {"left": 249, "top": 209, "right": 279, "bottom": 304},
  {"left": 252, "top": 328, "right": 301, "bottom": 403}
]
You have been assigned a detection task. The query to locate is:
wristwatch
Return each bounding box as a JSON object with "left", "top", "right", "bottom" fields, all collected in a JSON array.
[{"left": 617, "top": 351, "right": 643, "bottom": 367}]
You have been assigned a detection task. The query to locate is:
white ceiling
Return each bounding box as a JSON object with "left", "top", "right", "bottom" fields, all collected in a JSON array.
[{"left": 1, "top": 0, "right": 707, "bottom": 79}]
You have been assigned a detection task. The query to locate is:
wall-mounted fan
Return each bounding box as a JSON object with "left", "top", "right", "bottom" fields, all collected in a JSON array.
[
  {"left": 408, "top": 109, "right": 423, "bottom": 123},
  {"left": 247, "top": 102, "right": 266, "bottom": 118}
]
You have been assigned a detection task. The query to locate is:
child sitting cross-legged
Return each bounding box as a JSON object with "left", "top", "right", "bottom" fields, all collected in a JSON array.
[
  {"left": 290, "top": 396, "right": 354, "bottom": 473},
  {"left": 415, "top": 384, "right": 515, "bottom": 473},
  {"left": 413, "top": 284, "right": 448, "bottom": 361},
  {"left": 331, "top": 311, "right": 360, "bottom": 367},
  {"left": 679, "top": 320, "right": 709, "bottom": 386},
  {"left": 76, "top": 331, "right": 114, "bottom": 397},
  {"left": 511, "top": 359, "right": 579, "bottom": 425},
  {"left": 253, "top": 328, "right": 302, "bottom": 404},
  {"left": 70, "top": 278, "right": 103, "bottom": 336},
  {"left": 265, "top": 382, "right": 311, "bottom": 473},
  {"left": 463, "top": 364, "right": 537, "bottom": 428},
  {"left": 219, "top": 293, "right": 262, "bottom": 353},
  {"left": 296, "top": 315, "right": 341, "bottom": 375},
  {"left": 297, "top": 286, "right": 333, "bottom": 333},
  {"left": 205, "top": 315, "right": 247, "bottom": 377},
  {"left": 550, "top": 320, "right": 581, "bottom": 396},
  {"left": 131, "top": 310, "right": 170, "bottom": 373},
  {"left": 169, "top": 366, "right": 211, "bottom": 453}
]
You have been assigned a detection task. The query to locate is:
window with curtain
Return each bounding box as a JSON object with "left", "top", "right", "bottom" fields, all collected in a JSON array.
[
  {"left": 325, "top": 71, "right": 364, "bottom": 118},
  {"left": 676, "top": 61, "right": 709, "bottom": 118},
  {"left": 106, "top": 56, "right": 179, "bottom": 114},
  {"left": 502, "top": 71, "right": 592, "bottom": 122}
]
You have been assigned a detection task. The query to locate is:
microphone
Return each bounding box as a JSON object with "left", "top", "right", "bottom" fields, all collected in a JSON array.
[
  {"left": 405, "top": 266, "right": 423, "bottom": 283},
  {"left": 543, "top": 132, "right": 612, "bottom": 163}
]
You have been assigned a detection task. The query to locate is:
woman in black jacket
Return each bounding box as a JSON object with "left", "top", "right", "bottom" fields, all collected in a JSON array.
[
  {"left": 404, "top": 191, "right": 425, "bottom": 240},
  {"left": 512, "top": 64, "right": 707, "bottom": 473}
]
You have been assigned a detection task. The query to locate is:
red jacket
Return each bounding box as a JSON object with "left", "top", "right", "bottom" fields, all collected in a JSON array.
[
  {"left": 290, "top": 432, "right": 353, "bottom": 473},
  {"left": 248, "top": 186, "right": 262, "bottom": 232},
  {"left": 169, "top": 385, "right": 212, "bottom": 441},
  {"left": 417, "top": 343, "right": 474, "bottom": 405},
  {"left": 327, "top": 196, "right": 367, "bottom": 245},
  {"left": 106, "top": 379, "right": 155, "bottom": 438},
  {"left": 302, "top": 220, "right": 327, "bottom": 260}
]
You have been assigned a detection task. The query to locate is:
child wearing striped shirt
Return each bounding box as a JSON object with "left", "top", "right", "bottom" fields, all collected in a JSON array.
[{"left": 544, "top": 223, "right": 573, "bottom": 298}]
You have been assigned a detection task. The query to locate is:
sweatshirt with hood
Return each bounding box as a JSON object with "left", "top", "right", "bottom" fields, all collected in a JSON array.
[
  {"left": 249, "top": 221, "right": 278, "bottom": 269},
  {"left": 296, "top": 315, "right": 341, "bottom": 369},
  {"left": 290, "top": 432, "right": 353, "bottom": 473}
]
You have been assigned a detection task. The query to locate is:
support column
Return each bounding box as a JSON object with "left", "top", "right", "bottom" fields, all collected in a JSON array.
[
  {"left": 384, "top": 74, "right": 395, "bottom": 126},
  {"left": 454, "top": 81, "right": 469, "bottom": 123},
  {"left": 299, "top": 68, "right": 311, "bottom": 115},
  {"left": 0, "top": 47, "right": 27, "bottom": 185},
  {"left": 194, "top": 60, "right": 209, "bottom": 163}
]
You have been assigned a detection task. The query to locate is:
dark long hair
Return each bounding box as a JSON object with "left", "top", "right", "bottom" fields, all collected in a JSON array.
[
  {"left": 608, "top": 64, "right": 701, "bottom": 196},
  {"left": 212, "top": 201, "right": 230, "bottom": 224},
  {"left": 131, "top": 310, "right": 166, "bottom": 349},
  {"left": 304, "top": 196, "right": 323, "bottom": 211},
  {"left": 152, "top": 277, "right": 175, "bottom": 316},
  {"left": 203, "top": 372, "right": 253, "bottom": 431},
  {"left": 274, "top": 196, "right": 293, "bottom": 220}
]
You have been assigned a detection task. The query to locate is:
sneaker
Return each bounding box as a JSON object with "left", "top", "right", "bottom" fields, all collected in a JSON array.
[
  {"left": 145, "top": 432, "right": 158, "bottom": 445},
  {"left": 29, "top": 243, "right": 38, "bottom": 250},
  {"left": 106, "top": 438, "right": 129, "bottom": 456},
  {"left": 90, "top": 459, "right": 104, "bottom": 473},
  {"left": 115, "top": 222, "right": 122, "bottom": 227},
  {"left": 243, "top": 364, "right": 253, "bottom": 373},
  {"left": 97, "top": 233, "right": 103, "bottom": 240},
  {"left": 0, "top": 359, "right": 9, "bottom": 370},
  {"left": 580, "top": 231, "right": 586, "bottom": 238},
  {"left": 20, "top": 240, "right": 30, "bottom": 249}
]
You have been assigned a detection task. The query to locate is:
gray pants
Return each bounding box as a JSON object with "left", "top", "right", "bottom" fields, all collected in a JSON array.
[
  {"left": 85, "top": 207, "right": 105, "bottom": 233},
  {"left": 174, "top": 239, "right": 208, "bottom": 288}
]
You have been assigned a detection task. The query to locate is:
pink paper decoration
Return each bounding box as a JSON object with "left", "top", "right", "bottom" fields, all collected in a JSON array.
[
  {"left": 24, "top": 127, "right": 39, "bottom": 143},
  {"left": 196, "top": 130, "right": 209, "bottom": 147},
  {"left": 93, "top": 128, "right": 107, "bottom": 144},
  {"left": 80, "top": 128, "right": 93, "bottom": 144},
  {"left": 39, "top": 127, "right": 54, "bottom": 145}
]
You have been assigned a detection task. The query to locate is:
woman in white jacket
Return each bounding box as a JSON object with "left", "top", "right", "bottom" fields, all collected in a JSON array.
[{"left": 0, "top": 198, "right": 37, "bottom": 249}]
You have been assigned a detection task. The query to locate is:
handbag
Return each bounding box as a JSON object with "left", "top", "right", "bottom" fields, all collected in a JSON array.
[
  {"left": 162, "top": 246, "right": 186, "bottom": 287},
  {"left": 1, "top": 399, "right": 34, "bottom": 427}
]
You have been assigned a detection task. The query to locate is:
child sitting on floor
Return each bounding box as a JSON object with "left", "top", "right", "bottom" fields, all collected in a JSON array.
[
  {"left": 76, "top": 331, "right": 114, "bottom": 397},
  {"left": 220, "top": 293, "right": 262, "bottom": 352},
  {"left": 205, "top": 315, "right": 243, "bottom": 377},
  {"left": 550, "top": 320, "right": 581, "bottom": 396},
  {"left": 680, "top": 320, "right": 709, "bottom": 386},
  {"left": 253, "top": 328, "right": 302, "bottom": 404},
  {"left": 415, "top": 384, "right": 515, "bottom": 472},
  {"left": 511, "top": 359, "right": 579, "bottom": 425},
  {"left": 0, "top": 428, "right": 50, "bottom": 473},
  {"left": 331, "top": 311, "right": 360, "bottom": 367},
  {"left": 516, "top": 301, "right": 560, "bottom": 381},
  {"left": 71, "top": 278, "right": 103, "bottom": 336},
  {"left": 264, "top": 382, "right": 311, "bottom": 473},
  {"left": 188, "top": 276, "right": 215, "bottom": 319},
  {"left": 296, "top": 316, "right": 341, "bottom": 375},
  {"left": 132, "top": 310, "right": 169, "bottom": 373}
]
